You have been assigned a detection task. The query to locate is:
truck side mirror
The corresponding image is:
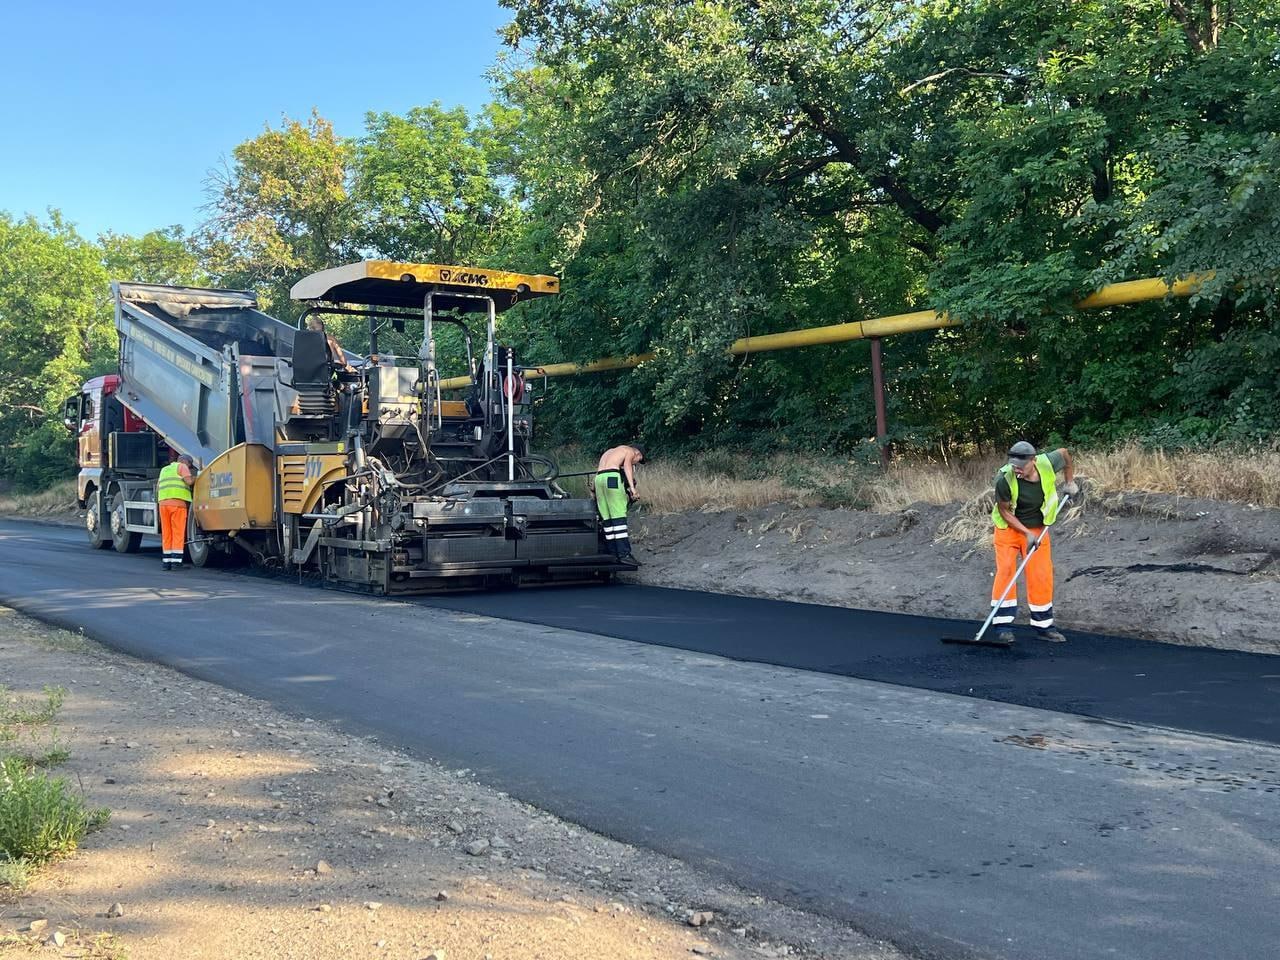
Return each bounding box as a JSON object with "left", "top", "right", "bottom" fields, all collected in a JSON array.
[{"left": 62, "top": 395, "right": 82, "bottom": 434}]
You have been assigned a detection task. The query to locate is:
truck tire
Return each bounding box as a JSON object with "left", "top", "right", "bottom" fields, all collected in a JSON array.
[
  {"left": 187, "top": 508, "right": 211, "bottom": 568},
  {"left": 85, "top": 489, "right": 111, "bottom": 550},
  {"left": 109, "top": 489, "right": 142, "bottom": 554}
]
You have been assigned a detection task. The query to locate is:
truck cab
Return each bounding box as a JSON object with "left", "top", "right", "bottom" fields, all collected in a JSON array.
[{"left": 63, "top": 373, "right": 163, "bottom": 551}]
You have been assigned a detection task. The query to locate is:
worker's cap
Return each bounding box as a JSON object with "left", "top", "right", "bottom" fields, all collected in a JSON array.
[
  {"left": 1007, "top": 441, "right": 1037, "bottom": 466},
  {"left": 177, "top": 454, "right": 195, "bottom": 465},
  {"left": 631, "top": 442, "right": 646, "bottom": 459}
]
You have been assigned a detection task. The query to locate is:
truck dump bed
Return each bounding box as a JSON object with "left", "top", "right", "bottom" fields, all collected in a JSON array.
[{"left": 112, "top": 282, "right": 298, "bottom": 465}]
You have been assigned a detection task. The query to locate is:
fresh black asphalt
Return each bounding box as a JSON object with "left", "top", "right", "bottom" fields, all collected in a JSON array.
[
  {"left": 2, "top": 519, "right": 1278, "bottom": 960},
  {"left": 416, "top": 584, "right": 1280, "bottom": 745}
]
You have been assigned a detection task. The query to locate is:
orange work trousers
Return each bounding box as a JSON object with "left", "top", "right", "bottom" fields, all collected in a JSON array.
[
  {"left": 991, "top": 524, "right": 1054, "bottom": 629},
  {"left": 159, "top": 499, "right": 188, "bottom": 568}
]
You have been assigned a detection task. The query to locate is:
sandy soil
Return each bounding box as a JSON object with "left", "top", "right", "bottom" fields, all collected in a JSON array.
[
  {"left": 632, "top": 491, "right": 1280, "bottom": 654},
  {"left": 0, "top": 608, "right": 901, "bottom": 960}
]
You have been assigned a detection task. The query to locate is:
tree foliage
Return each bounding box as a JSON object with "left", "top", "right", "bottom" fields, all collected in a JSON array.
[
  {"left": 354, "top": 104, "right": 521, "bottom": 265},
  {"left": 3, "top": 1, "right": 1279, "bottom": 490},
  {"left": 100, "top": 227, "right": 206, "bottom": 289},
  {"left": 485, "top": 0, "right": 1280, "bottom": 453},
  {"left": 0, "top": 213, "right": 111, "bottom": 488},
  {"left": 200, "top": 112, "right": 356, "bottom": 318},
  {"left": 0, "top": 217, "right": 213, "bottom": 489}
]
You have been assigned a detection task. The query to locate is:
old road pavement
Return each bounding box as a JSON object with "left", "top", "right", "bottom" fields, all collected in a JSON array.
[{"left": 2, "top": 518, "right": 1277, "bottom": 960}]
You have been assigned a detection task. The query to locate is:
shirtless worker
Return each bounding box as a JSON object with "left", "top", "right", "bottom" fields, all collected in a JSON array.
[
  {"left": 305, "top": 316, "right": 354, "bottom": 372},
  {"left": 594, "top": 443, "right": 644, "bottom": 563},
  {"left": 991, "top": 441, "right": 1080, "bottom": 643}
]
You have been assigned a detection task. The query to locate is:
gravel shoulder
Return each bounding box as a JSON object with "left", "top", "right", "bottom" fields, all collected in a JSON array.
[
  {"left": 632, "top": 492, "right": 1280, "bottom": 654},
  {"left": 0, "top": 607, "right": 902, "bottom": 960}
]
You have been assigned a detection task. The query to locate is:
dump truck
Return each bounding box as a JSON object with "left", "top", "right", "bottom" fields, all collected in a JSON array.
[{"left": 63, "top": 262, "right": 633, "bottom": 591}]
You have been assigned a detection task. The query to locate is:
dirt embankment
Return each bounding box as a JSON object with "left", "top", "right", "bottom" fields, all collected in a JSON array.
[
  {"left": 0, "top": 608, "right": 900, "bottom": 960},
  {"left": 632, "top": 492, "right": 1280, "bottom": 654}
]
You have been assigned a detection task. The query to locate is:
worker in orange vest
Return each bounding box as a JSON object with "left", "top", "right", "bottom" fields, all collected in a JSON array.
[{"left": 157, "top": 454, "right": 196, "bottom": 570}]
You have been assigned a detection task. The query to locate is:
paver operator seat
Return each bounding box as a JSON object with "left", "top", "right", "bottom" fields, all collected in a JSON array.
[{"left": 289, "top": 329, "right": 338, "bottom": 420}]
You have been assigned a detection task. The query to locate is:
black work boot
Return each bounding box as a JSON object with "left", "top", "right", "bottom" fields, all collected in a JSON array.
[
  {"left": 994, "top": 629, "right": 1016, "bottom": 645},
  {"left": 1037, "top": 627, "right": 1067, "bottom": 643}
]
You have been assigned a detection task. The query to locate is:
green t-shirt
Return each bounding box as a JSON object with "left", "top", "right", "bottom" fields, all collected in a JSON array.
[{"left": 994, "top": 450, "right": 1066, "bottom": 529}]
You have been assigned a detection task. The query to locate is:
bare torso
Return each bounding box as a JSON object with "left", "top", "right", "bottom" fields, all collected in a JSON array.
[
  {"left": 597, "top": 446, "right": 630, "bottom": 472},
  {"left": 597, "top": 445, "right": 641, "bottom": 497}
]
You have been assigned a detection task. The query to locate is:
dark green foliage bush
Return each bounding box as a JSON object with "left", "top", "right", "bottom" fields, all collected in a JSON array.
[
  {"left": 0, "top": 685, "right": 108, "bottom": 887},
  {"left": 0, "top": 756, "right": 110, "bottom": 867}
]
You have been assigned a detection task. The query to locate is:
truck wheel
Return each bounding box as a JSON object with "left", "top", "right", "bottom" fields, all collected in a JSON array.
[
  {"left": 187, "top": 508, "right": 211, "bottom": 568},
  {"left": 85, "top": 489, "right": 111, "bottom": 550},
  {"left": 109, "top": 490, "right": 142, "bottom": 553}
]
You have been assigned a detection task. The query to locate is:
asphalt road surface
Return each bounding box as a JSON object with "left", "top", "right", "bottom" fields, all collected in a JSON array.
[
  {"left": 418, "top": 583, "right": 1280, "bottom": 745},
  {"left": 2, "top": 519, "right": 1277, "bottom": 960}
]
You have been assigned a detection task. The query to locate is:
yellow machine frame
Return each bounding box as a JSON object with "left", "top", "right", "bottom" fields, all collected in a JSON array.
[{"left": 192, "top": 443, "right": 275, "bottom": 531}]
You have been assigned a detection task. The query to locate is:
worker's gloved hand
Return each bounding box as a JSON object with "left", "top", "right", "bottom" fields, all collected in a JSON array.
[
  {"left": 1024, "top": 530, "right": 1038, "bottom": 550},
  {"left": 1063, "top": 480, "right": 1080, "bottom": 497}
]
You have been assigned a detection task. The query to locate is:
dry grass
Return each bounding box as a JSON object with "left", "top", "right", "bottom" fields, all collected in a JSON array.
[
  {"left": 895, "top": 441, "right": 1280, "bottom": 545},
  {"left": 0, "top": 480, "right": 78, "bottom": 518},
  {"left": 863, "top": 443, "right": 1280, "bottom": 511},
  {"left": 555, "top": 441, "right": 1280, "bottom": 519},
  {"left": 625, "top": 461, "right": 809, "bottom": 513},
  {"left": 861, "top": 459, "right": 994, "bottom": 513},
  {"left": 554, "top": 449, "right": 821, "bottom": 515},
  {"left": 932, "top": 490, "right": 1090, "bottom": 547},
  {"left": 1083, "top": 442, "right": 1280, "bottom": 505}
]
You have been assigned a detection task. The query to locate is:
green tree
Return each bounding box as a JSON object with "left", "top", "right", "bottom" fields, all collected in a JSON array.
[
  {"left": 201, "top": 112, "right": 355, "bottom": 318},
  {"left": 495, "top": 1, "right": 938, "bottom": 449},
  {"left": 100, "top": 226, "right": 206, "bottom": 287},
  {"left": 918, "top": 0, "right": 1280, "bottom": 443},
  {"left": 0, "top": 213, "right": 112, "bottom": 489},
  {"left": 498, "top": 0, "right": 1280, "bottom": 451},
  {"left": 354, "top": 104, "right": 520, "bottom": 265}
]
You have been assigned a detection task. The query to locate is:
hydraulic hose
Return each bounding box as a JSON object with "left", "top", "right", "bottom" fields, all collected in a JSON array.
[{"left": 521, "top": 453, "right": 559, "bottom": 482}]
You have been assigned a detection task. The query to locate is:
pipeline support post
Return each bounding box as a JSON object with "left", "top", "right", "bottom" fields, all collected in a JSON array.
[{"left": 870, "top": 337, "right": 889, "bottom": 467}]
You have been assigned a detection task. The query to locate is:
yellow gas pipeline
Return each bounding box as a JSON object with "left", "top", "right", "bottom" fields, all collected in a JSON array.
[
  {"left": 439, "top": 273, "right": 1209, "bottom": 388},
  {"left": 1073, "top": 274, "right": 1207, "bottom": 309},
  {"left": 727, "top": 309, "right": 953, "bottom": 356}
]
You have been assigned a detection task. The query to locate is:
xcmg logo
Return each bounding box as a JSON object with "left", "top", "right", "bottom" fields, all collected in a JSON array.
[
  {"left": 439, "top": 269, "right": 490, "bottom": 286},
  {"left": 207, "top": 470, "right": 237, "bottom": 498}
]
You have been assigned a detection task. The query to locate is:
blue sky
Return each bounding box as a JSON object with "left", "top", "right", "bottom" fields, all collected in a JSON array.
[{"left": 1, "top": 0, "right": 510, "bottom": 238}]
